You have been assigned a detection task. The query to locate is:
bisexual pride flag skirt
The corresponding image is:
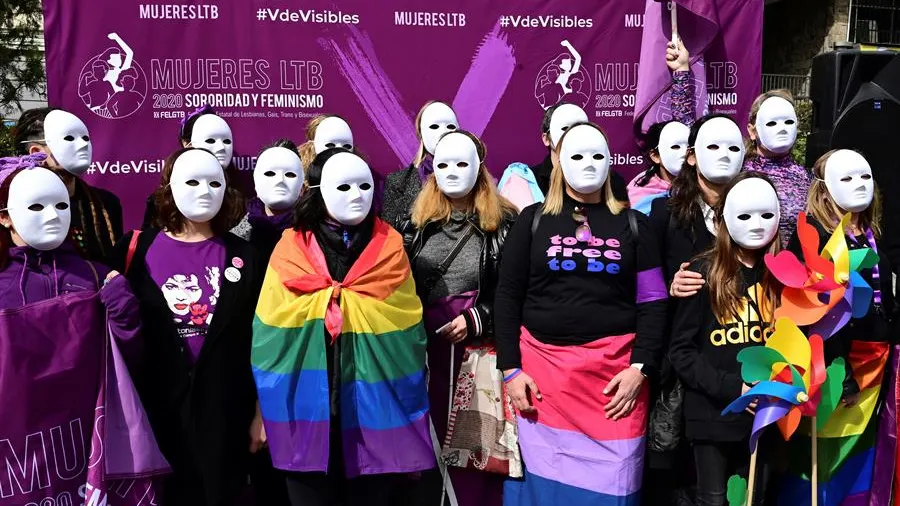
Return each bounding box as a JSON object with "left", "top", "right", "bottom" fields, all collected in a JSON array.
[
  {"left": 252, "top": 219, "right": 435, "bottom": 477},
  {"left": 504, "top": 328, "right": 648, "bottom": 506}
]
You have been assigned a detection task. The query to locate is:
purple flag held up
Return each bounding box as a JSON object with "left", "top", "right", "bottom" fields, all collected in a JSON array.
[
  {"left": 634, "top": 0, "right": 762, "bottom": 136},
  {"left": 0, "top": 291, "right": 167, "bottom": 506}
]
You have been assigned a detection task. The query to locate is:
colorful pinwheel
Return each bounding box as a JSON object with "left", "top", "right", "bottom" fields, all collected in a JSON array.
[
  {"left": 764, "top": 212, "right": 879, "bottom": 339},
  {"left": 722, "top": 318, "right": 846, "bottom": 451}
]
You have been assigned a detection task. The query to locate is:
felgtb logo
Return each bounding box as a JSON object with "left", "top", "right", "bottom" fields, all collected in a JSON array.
[{"left": 77, "top": 33, "right": 148, "bottom": 119}]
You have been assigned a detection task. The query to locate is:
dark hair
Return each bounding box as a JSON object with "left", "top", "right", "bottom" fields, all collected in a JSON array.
[
  {"left": 179, "top": 108, "right": 217, "bottom": 145},
  {"left": 0, "top": 168, "right": 27, "bottom": 269},
  {"left": 541, "top": 103, "right": 565, "bottom": 134},
  {"left": 258, "top": 138, "right": 300, "bottom": 157},
  {"left": 13, "top": 107, "right": 58, "bottom": 155},
  {"left": 668, "top": 113, "right": 740, "bottom": 230},
  {"left": 153, "top": 147, "right": 245, "bottom": 234},
  {"left": 293, "top": 148, "right": 360, "bottom": 231},
  {"left": 634, "top": 120, "right": 675, "bottom": 187}
]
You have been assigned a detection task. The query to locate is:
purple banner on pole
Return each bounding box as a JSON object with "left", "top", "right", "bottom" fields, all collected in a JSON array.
[{"left": 42, "top": 0, "right": 762, "bottom": 229}]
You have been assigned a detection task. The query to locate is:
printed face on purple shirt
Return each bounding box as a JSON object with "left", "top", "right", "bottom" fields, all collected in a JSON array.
[{"left": 161, "top": 274, "right": 203, "bottom": 316}]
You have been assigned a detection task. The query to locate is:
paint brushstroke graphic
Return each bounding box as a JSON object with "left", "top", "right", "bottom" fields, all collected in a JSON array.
[
  {"left": 452, "top": 23, "right": 516, "bottom": 138},
  {"left": 319, "top": 25, "right": 418, "bottom": 164},
  {"left": 321, "top": 22, "right": 517, "bottom": 165}
]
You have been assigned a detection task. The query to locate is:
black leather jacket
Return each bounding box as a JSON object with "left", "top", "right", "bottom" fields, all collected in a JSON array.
[{"left": 401, "top": 212, "right": 515, "bottom": 339}]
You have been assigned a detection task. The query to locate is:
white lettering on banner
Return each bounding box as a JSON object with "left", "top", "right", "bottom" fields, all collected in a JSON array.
[
  {"left": 92, "top": 160, "right": 165, "bottom": 175},
  {"left": 138, "top": 4, "right": 219, "bottom": 20},
  {"left": 393, "top": 11, "right": 467, "bottom": 27},
  {"left": 258, "top": 8, "right": 360, "bottom": 25},
  {"left": 151, "top": 59, "right": 271, "bottom": 90},
  {"left": 709, "top": 93, "right": 739, "bottom": 106},
  {"left": 624, "top": 14, "right": 643, "bottom": 28},
  {"left": 0, "top": 419, "right": 86, "bottom": 499},
  {"left": 501, "top": 15, "right": 593, "bottom": 29},
  {"left": 707, "top": 61, "right": 739, "bottom": 90},
  {"left": 594, "top": 63, "right": 639, "bottom": 92}
]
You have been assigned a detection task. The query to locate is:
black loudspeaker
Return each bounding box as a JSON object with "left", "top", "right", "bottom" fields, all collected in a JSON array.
[{"left": 805, "top": 49, "right": 899, "bottom": 166}]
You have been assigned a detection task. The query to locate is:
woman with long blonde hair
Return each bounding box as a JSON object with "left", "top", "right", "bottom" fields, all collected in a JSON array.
[
  {"left": 669, "top": 172, "right": 782, "bottom": 506},
  {"left": 778, "top": 149, "right": 894, "bottom": 505},
  {"left": 401, "top": 130, "right": 516, "bottom": 506},
  {"left": 382, "top": 100, "right": 459, "bottom": 227},
  {"left": 495, "top": 122, "right": 667, "bottom": 505}
]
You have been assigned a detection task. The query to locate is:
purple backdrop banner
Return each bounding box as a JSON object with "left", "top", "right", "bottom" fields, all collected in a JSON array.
[{"left": 43, "top": 0, "right": 762, "bottom": 229}]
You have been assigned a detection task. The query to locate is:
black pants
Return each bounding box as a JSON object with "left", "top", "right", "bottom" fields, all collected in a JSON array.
[
  {"left": 250, "top": 449, "right": 291, "bottom": 506},
  {"left": 693, "top": 440, "right": 772, "bottom": 506},
  {"left": 285, "top": 470, "right": 403, "bottom": 506}
]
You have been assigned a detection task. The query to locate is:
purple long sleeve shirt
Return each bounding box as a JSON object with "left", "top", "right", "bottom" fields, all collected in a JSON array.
[
  {"left": 744, "top": 154, "right": 811, "bottom": 247},
  {"left": 0, "top": 243, "right": 142, "bottom": 362}
]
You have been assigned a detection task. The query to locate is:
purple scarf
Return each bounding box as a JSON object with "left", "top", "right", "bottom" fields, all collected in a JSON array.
[
  {"left": 247, "top": 197, "right": 294, "bottom": 233},
  {"left": 417, "top": 156, "right": 434, "bottom": 183}
]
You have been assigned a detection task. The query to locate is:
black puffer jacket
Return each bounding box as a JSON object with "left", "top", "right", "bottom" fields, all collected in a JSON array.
[
  {"left": 382, "top": 165, "right": 422, "bottom": 230},
  {"left": 401, "top": 212, "right": 515, "bottom": 338}
]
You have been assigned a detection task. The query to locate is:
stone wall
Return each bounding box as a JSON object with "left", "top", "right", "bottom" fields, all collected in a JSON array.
[{"left": 762, "top": 0, "right": 850, "bottom": 75}]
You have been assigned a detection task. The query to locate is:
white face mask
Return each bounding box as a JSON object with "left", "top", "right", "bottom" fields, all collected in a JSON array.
[
  {"left": 723, "top": 178, "right": 780, "bottom": 250},
  {"left": 754, "top": 97, "right": 798, "bottom": 156},
  {"left": 824, "top": 150, "right": 874, "bottom": 213},
  {"left": 190, "top": 115, "right": 234, "bottom": 168},
  {"left": 420, "top": 103, "right": 459, "bottom": 156},
  {"left": 43, "top": 110, "right": 92, "bottom": 176},
  {"left": 170, "top": 150, "right": 227, "bottom": 223},
  {"left": 314, "top": 117, "right": 354, "bottom": 154},
  {"left": 432, "top": 132, "right": 479, "bottom": 199},
  {"left": 694, "top": 117, "right": 745, "bottom": 184},
  {"left": 657, "top": 121, "right": 690, "bottom": 177},
  {"left": 254, "top": 147, "right": 304, "bottom": 211},
  {"left": 319, "top": 152, "right": 374, "bottom": 226},
  {"left": 6, "top": 168, "right": 71, "bottom": 251},
  {"left": 548, "top": 104, "right": 589, "bottom": 148},
  {"left": 559, "top": 125, "right": 611, "bottom": 194}
]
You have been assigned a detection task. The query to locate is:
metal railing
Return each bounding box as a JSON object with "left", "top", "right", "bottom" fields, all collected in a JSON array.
[{"left": 761, "top": 73, "right": 811, "bottom": 101}]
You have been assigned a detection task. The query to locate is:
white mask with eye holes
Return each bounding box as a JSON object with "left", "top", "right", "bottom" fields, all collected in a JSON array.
[
  {"left": 319, "top": 152, "right": 374, "bottom": 226},
  {"left": 694, "top": 117, "right": 745, "bottom": 184},
  {"left": 43, "top": 110, "right": 92, "bottom": 176},
  {"left": 723, "top": 178, "right": 780, "bottom": 250},
  {"left": 548, "top": 103, "right": 589, "bottom": 148},
  {"left": 657, "top": 121, "right": 690, "bottom": 177},
  {"left": 170, "top": 149, "right": 227, "bottom": 223},
  {"left": 314, "top": 117, "right": 354, "bottom": 154},
  {"left": 254, "top": 147, "right": 304, "bottom": 211},
  {"left": 559, "top": 124, "right": 611, "bottom": 194},
  {"left": 433, "top": 132, "right": 479, "bottom": 199},
  {"left": 190, "top": 114, "right": 234, "bottom": 169},
  {"left": 755, "top": 97, "right": 798, "bottom": 156},
  {"left": 420, "top": 102, "right": 459, "bottom": 156},
  {"left": 6, "top": 168, "right": 71, "bottom": 251},
  {"left": 824, "top": 150, "right": 874, "bottom": 213}
]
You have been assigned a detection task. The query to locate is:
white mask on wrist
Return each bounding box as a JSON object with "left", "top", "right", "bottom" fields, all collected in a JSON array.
[
  {"left": 694, "top": 117, "right": 745, "bottom": 184},
  {"left": 420, "top": 102, "right": 459, "bottom": 156},
  {"left": 189, "top": 114, "right": 234, "bottom": 169},
  {"left": 548, "top": 104, "right": 589, "bottom": 148},
  {"left": 314, "top": 117, "right": 354, "bottom": 154},
  {"left": 6, "top": 168, "right": 71, "bottom": 251},
  {"left": 754, "top": 97, "right": 798, "bottom": 156},
  {"left": 558, "top": 124, "right": 611, "bottom": 194},
  {"left": 43, "top": 110, "right": 92, "bottom": 176},
  {"left": 319, "top": 152, "right": 374, "bottom": 226},
  {"left": 170, "top": 150, "right": 227, "bottom": 223},
  {"left": 824, "top": 150, "right": 874, "bottom": 213},
  {"left": 433, "top": 132, "right": 479, "bottom": 199},
  {"left": 657, "top": 121, "right": 690, "bottom": 177},
  {"left": 723, "top": 178, "right": 780, "bottom": 250},
  {"left": 254, "top": 147, "right": 304, "bottom": 211}
]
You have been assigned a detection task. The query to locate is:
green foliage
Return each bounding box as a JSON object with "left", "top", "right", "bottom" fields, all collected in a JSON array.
[
  {"left": 792, "top": 99, "right": 813, "bottom": 165},
  {"left": 0, "top": 0, "right": 45, "bottom": 114},
  {"left": 0, "top": 123, "right": 14, "bottom": 156}
]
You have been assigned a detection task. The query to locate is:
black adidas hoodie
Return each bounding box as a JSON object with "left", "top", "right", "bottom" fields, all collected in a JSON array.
[{"left": 669, "top": 258, "right": 774, "bottom": 442}]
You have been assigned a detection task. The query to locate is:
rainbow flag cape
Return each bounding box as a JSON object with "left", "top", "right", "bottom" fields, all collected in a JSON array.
[
  {"left": 252, "top": 219, "right": 434, "bottom": 476},
  {"left": 779, "top": 341, "right": 890, "bottom": 505}
]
